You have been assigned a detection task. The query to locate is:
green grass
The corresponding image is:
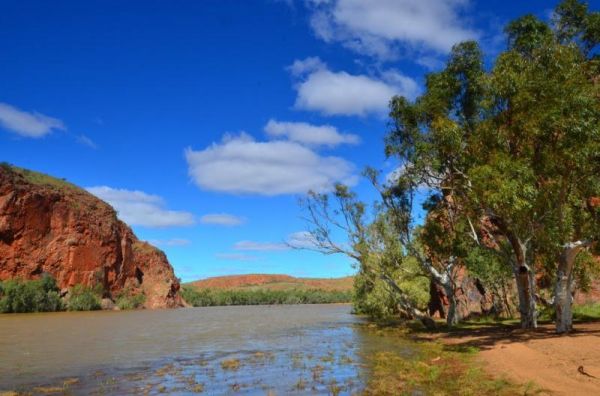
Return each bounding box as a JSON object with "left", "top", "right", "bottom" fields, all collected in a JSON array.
[
  {"left": 361, "top": 324, "right": 544, "bottom": 396},
  {"left": 181, "top": 286, "right": 352, "bottom": 307},
  {"left": 573, "top": 302, "right": 600, "bottom": 321},
  {"left": 3, "top": 163, "right": 80, "bottom": 191}
]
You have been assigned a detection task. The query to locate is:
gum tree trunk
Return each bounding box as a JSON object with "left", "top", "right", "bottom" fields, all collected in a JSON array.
[
  {"left": 490, "top": 219, "right": 537, "bottom": 329},
  {"left": 423, "top": 257, "right": 459, "bottom": 327},
  {"left": 515, "top": 262, "right": 537, "bottom": 329},
  {"left": 555, "top": 241, "right": 589, "bottom": 334},
  {"left": 443, "top": 282, "right": 459, "bottom": 326},
  {"left": 511, "top": 238, "right": 537, "bottom": 329}
]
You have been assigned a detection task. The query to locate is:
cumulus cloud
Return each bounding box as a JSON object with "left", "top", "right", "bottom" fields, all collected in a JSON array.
[
  {"left": 200, "top": 213, "right": 245, "bottom": 226},
  {"left": 185, "top": 132, "right": 356, "bottom": 195},
  {"left": 0, "top": 102, "right": 65, "bottom": 138},
  {"left": 86, "top": 186, "right": 195, "bottom": 228},
  {"left": 264, "top": 119, "right": 359, "bottom": 147},
  {"left": 306, "top": 0, "right": 478, "bottom": 59},
  {"left": 290, "top": 57, "right": 418, "bottom": 116},
  {"left": 233, "top": 240, "right": 290, "bottom": 251},
  {"left": 148, "top": 238, "right": 191, "bottom": 247}
]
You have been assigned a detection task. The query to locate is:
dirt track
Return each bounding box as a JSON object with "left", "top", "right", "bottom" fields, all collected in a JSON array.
[{"left": 440, "top": 322, "right": 600, "bottom": 395}]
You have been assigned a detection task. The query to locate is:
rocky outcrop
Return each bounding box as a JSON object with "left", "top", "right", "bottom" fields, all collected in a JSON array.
[{"left": 0, "top": 164, "right": 182, "bottom": 308}]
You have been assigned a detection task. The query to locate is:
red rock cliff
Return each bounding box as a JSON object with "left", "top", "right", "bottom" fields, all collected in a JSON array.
[{"left": 0, "top": 165, "right": 182, "bottom": 308}]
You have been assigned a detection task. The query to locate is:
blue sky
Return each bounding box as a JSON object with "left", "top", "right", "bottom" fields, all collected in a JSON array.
[{"left": 0, "top": 0, "right": 585, "bottom": 281}]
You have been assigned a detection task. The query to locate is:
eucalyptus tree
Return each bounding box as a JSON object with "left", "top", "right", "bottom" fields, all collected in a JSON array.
[
  {"left": 384, "top": 40, "right": 489, "bottom": 327},
  {"left": 488, "top": 2, "right": 600, "bottom": 333},
  {"left": 385, "top": 0, "right": 599, "bottom": 330}
]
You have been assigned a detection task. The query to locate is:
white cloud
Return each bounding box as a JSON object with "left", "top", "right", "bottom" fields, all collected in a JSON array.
[
  {"left": 264, "top": 119, "right": 359, "bottom": 147},
  {"left": 306, "top": 0, "right": 478, "bottom": 59},
  {"left": 233, "top": 240, "right": 289, "bottom": 251},
  {"left": 86, "top": 186, "right": 195, "bottom": 228},
  {"left": 148, "top": 238, "right": 191, "bottom": 247},
  {"left": 185, "top": 132, "right": 356, "bottom": 195},
  {"left": 0, "top": 102, "right": 65, "bottom": 138},
  {"left": 286, "top": 231, "right": 320, "bottom": 249},
  {"left": 215, "top": 253, "right": 258, "bottom": 261},
  {"left": 288, "top": 56, "right": 327, "bottom": 77},
  {"left": 77, "top": 134, "right": 98, "bottom": 149},
  {"left": 290, "top": 57, "right": 418, "bottom": 116},
  {"left": 200, "top": 213, "right": 245, "bottom": 226},
  {"left": 231, "top": 232, "right": 320, "bottom": 252}
]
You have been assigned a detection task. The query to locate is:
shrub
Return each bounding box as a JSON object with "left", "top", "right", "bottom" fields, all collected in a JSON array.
[
  {"left": 116, "top": 291, "right": 146, "bottom": 310},
  {"left": 0, "top": 274, "right": 63, "bottom": 313},
  {"left": 67, "top": 284, "right": 102, "bottom": 311}
]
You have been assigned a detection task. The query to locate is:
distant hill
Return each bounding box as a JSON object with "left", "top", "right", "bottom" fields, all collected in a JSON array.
[{"left": 187, "top": 274, "right": 354, "bottom": 292}]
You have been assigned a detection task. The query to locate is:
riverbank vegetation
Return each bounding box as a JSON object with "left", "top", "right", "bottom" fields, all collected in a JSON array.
[
  {"left": 0, "top": 274, "right": 62, "bottom": 313},
  {"left": 362, "top": 324, "right": 542, "bottom": 396},
  {"left": 297, "top": 0, "right": 600, "bottom": 335},
  {"left": 0, "top": 275, "right": 144, "bottom": 313},
  {"left": 181, "top": 286, "right": 352, "bottom": 307}
]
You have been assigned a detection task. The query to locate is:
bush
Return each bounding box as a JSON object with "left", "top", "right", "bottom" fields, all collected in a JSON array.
[
  {"left": 67, "top": 284, "right": 102, "bottom": 311},
  {"left": 116, "top": 291, "right": 146, "bottom": 310},
  {"left": 0, "top": 274, "right": 63, "bottom": 313}
]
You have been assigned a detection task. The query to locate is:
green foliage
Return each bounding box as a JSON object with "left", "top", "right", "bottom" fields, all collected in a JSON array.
[
  {"left": 465, "top": 248, "right": 515, "bottom": 317},
  {"left": 181, "top": 287, "right": 352, "bottom": 307},
  {"left": 115, "top": 290, "right": 146, "bottom": 310},
  {"left": 384, "top": 0, "right": 600, "bottom": 329},
  {"left": 67, "top": 284, "right": 102, "bottom": 311},
  {"left": 353, "top": 255, "right": 429, "bottom": 320},
  {"left": 505, "top": 14, "right": 553, "bottom": 55},
  {"left": 0, "top": 274, "right": 63, "bottom": 313}
]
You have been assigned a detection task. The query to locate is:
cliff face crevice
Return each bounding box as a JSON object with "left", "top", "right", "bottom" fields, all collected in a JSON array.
[{"left": 0, "top": 165, "right": 182, "bottom": 308}]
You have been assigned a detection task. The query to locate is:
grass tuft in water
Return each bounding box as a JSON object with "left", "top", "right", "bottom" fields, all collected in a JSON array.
[{"left": 220, "top": 359, "right": 241, "bottom": 371}]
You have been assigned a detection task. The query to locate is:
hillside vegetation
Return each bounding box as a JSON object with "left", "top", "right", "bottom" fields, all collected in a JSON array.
[
  {"left": 184, "top": 274, "right": 354, "bottom": 307},
  {"left": 188, "top": 274, "right": 354, "bottom": 291}
]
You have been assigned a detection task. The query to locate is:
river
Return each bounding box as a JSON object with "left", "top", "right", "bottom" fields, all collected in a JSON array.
[{"left": 0, "top": 304, "right": 415, "bottom": 395}]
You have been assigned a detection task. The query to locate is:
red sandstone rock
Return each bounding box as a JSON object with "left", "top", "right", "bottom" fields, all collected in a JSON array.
[{"left": 0, "top": 165, "right": 182, "bottom": 308}]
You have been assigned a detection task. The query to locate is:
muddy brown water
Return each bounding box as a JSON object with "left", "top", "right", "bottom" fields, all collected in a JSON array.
[{"left": 0, "top": 304, "right": 415, "bottom": 395}]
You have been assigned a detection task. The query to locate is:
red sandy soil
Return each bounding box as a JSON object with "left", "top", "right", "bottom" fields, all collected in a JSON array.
[
  {"left": 188, "top": 274, "right": 354, "bottom": 291},
  {"left": 437, "top": 322, "right": 600, "bottom": 395}
]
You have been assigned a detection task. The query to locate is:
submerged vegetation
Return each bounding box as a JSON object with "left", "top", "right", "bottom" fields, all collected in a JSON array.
[{"left": 181, "top": 286, "right": 352, "bottom": 307}]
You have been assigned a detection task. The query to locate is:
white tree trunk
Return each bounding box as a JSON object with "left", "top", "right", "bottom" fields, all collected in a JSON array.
[
  {"left": 515, "top": 265, "right": 537, "bottom": 329},
  {"left": 444, "top": 282, "right": 459, "bottom": 326},
  {"left": 555, "top": 241, "right": 588, "bottom": 334},
  {"left": 423, "top": 257, "right": 459, "bottom": 326}
]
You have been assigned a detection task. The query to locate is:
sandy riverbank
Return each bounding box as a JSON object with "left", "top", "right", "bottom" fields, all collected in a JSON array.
[{"left": 434, "top": 321, "right": 600, "bottom": 395}]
